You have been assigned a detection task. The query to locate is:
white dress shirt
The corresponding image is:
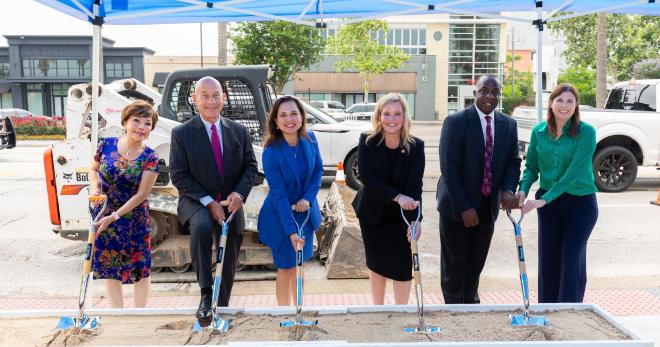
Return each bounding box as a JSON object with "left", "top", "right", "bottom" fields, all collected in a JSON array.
[
  {"left": 475, "top": 105, "right": 495, "bottom": 144},
  {"left": 199, "top": 117, "right": 224, "bottom": 206}
]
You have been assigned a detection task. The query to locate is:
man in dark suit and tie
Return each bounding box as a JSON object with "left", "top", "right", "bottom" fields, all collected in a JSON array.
[
  {"left": 436, "top": 75, "right": 521, "bottom": 304},
  {"left": 170, "top": 76, "right": 258, "bottom": 324}
]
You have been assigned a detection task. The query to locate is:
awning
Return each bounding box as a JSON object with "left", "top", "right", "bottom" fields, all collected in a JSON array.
[{"left": 152, "top": 72, "right": 169, "bottom": 88}]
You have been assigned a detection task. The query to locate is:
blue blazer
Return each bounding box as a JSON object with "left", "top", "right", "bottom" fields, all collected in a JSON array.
[{"left": 258, "top": 132, "right": 323, "bottom": 249}]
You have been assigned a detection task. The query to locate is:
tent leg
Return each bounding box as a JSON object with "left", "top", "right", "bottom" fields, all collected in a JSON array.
[
  {"left": 91, "top": 23, "right": 103, "bottom": 159},
  {"left": 535, "top": 1, "right": 544, "bottom": 123}
]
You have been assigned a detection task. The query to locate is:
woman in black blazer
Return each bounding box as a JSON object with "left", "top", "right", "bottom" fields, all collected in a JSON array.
[{"left": 352, "top": 93, "right": 425, "bottom": 305}]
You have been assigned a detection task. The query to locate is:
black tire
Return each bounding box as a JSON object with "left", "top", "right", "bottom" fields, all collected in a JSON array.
[
  {"left": 593, "top": 146, "right": 638, "bottom": 193},
  {"left": 344, "top": 150, "right": 362, "bottom": 190}
]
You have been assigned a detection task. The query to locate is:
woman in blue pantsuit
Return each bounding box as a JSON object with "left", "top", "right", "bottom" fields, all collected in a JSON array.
[
  {"left": 518, "top": 83, "right": 598, "bottom": 303},
  {"left": 258, "top": 95, "right": 323, "bottom": 306}
]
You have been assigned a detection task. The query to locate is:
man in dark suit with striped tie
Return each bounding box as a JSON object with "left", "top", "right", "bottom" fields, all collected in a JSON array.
[
  {"left": 435, "top": 75, "right": 521, "bottom": 304},
  {"left": 170, "top": 76, "right": 258, "bottom": 325}
]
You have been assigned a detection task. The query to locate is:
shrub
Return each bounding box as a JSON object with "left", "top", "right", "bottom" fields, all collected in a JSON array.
[{"left": 12, "top": 116, "right": 66, "bottom": 136}]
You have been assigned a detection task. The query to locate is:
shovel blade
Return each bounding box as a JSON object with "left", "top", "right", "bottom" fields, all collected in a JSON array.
[
  {"left": 510, "top": 313, "right": 548, "bottom": 327},
  {"left": 403, "top": 326, "right": 442, "bottom": 333},
  {"left": 57, "top": 315, "right": 100, "bottom": 330},
  {"left": 279, "top": 319, "right": 319, "bottom": 328},
  {"left": 193, "top": 318, "right": 230, "bottom": 333}
]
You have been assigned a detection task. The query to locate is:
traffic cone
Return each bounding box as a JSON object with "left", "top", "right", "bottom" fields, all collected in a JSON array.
[
  {"left": 651, "top": 189, "right": 660, "bottom": 206},
  {"left": 335, "top": 162, "right": 346, "bottom": 184}
]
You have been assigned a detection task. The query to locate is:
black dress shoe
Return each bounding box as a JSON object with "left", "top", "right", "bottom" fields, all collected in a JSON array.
[{"left": 196, "top": 293, "right": 212, "bottom": 325}]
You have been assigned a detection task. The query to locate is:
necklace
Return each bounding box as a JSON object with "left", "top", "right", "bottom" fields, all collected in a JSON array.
[
  {"left": 119, "top": 137, "right": 144, "bottom": 160},
  {"left": 289, "top": 144, "right": 299, "bottom": 158}
]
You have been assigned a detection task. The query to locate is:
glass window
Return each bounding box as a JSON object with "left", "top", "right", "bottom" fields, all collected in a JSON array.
[
  {"left": 403, "top": 29, "right": 410, "bottom": 45},
  {"left": 635, "top": 85, "right": 656, "bottom": 111},
  {"left": 395, "top": 29, "right": 402, "bottom": 45},
  {"left": 387, "top": 29, "right": 393, "bottom": 45},
  {"left": 26, "top": 84, "right": 44, "bottom": 116},
  {"left": 310, "top": 101, "right": 323, "bottom": 108},
  {"left": 411, "top": 29, "right": 418, "bottom": 46},
  {"left": 0, "top": 93, "right": 12, "bottom": 108},
  {"left": 420, "top": 29, "right": 426, "bottom": 45},
  {"left": 0, "top": 62, "right": 9, "bottom": 77}
]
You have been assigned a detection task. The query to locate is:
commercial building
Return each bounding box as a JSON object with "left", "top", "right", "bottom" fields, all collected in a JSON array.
[{"left": 0, "top": 35, "right": 152, "bottom": 116}]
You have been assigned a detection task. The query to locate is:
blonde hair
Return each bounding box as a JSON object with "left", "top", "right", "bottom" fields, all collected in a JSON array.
[{"left": 366, "top": 93, "right": 415, "bottom": 153}]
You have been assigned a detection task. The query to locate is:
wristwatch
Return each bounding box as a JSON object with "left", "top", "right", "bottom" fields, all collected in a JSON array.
[{"left": 111, "top": 211, "right": 120, "bottom": 221}]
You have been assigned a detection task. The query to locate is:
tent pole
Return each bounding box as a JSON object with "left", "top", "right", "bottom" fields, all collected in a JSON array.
[
  {"left": 91, "top": 23, "right": 102, "bottom": 159},
  {"left": 535, "top": 1, "right": 544, "bottom": 123}
]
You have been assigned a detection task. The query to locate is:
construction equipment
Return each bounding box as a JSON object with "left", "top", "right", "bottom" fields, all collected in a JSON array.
[
  {"left": 400, "top": 205, "right": 441, "bottom": 334},
  {"left": 57, "top": 195, "right": 107, "bottom": 332},
  {"left": 44, "top": 65, "right": 368, "bottom": 276},
  {"left": 44, "top": 66, "right": 272, "bottom": 273},
  {"left": 193, "top": 201, "right": 233, "bottom": 333},
  {"left": 280, "top": 208, "right": 319, "bottom": 338},
  {"left": 505, "top": 210, "right": 549, "bottom": 327}
]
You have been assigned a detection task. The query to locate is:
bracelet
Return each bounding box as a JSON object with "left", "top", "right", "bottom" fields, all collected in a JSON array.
[{"left": 111, "top": 212, "right": 120, "bottom": 221}]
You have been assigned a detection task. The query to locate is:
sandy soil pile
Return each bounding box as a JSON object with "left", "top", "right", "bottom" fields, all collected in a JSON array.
[{"left": 0, "top": 309, "right": 629, "bottom": 346}]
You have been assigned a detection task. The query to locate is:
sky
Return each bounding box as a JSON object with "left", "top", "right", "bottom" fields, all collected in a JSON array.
[{"left": 0, "top": 1, "right": 221, "bottom": 56}]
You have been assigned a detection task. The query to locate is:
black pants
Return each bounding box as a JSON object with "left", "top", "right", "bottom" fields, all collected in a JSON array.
[
  {"left": 439, "top": 199, "right": 494, "bottom": 304},
  {"left": 188, "top": 207, "right": 244, "bottom": 307},
  {"left": 536, "top": 189, "right": 598, "bottom": 303}
]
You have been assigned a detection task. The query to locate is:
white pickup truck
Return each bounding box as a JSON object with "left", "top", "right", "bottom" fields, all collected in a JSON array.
[{"left": 514, "top": 79, "right": 660, "bottom": 192}]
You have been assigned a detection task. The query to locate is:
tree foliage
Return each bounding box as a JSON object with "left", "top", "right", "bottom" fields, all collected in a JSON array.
[
  {"left": 326, "top": 20, "right": 409, "bottom": 97},
  {"left": 502, "top": 71, "right": 535, "bottom": 114},
  {"left": 548, "top": 14, "right": 660, "bottom": 82},
  {"left": 632, "top": 58, "right": 660, "bottom": 79},
  {"left": 557, "top": 67, "right": 597, "bottom": 107},
  {"left": 230, "top": 21, "right": 325, "bottom": 93}
]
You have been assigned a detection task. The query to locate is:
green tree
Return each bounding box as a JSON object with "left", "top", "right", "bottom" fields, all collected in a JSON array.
[
  {"left": 326, "top": 20, "right": 409, "bottom": 99},
  {"left": 548, "top": 14, "right": 660, "bottom": 83},
  {"left": 632, "top": 58, "right": 660, "bottom": 79},
  {"left": 557, "top": 67, "right": 597, "bottom": 107},
  {"left": 230, "top": 21, "right": 325, "bottom": 93},
  {"left": 502, "top": 71, "right": 535, "bottom": 114}
]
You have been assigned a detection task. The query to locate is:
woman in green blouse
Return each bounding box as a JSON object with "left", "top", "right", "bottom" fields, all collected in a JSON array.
[{"left": 517, "top": 83, "right": 598, "bottom": 303}]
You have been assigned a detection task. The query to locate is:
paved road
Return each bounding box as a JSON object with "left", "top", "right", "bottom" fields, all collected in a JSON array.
[{"left": 1, "top": 138, "right": 660, "bottom": 299}]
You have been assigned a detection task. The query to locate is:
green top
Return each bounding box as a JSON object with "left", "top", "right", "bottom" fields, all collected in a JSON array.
[{"left": 519, "top": 120, "right": 597, "bottom": 203}]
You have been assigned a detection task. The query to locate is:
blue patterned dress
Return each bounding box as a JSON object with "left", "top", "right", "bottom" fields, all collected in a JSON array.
[{"left": 91, "top": 137, "right": 160, "bottom": 284}]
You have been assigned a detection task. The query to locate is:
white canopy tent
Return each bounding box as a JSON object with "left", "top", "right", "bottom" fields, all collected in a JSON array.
[{"left": 35, "top": 0, "right": 660, "bottom": 151}]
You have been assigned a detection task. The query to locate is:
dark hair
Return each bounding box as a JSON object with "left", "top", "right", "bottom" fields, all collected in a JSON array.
[
  {"left": 121, "top": 100, "right": 158, "bottom": 130},
  {"left": 263, "top": 95, "right": 310, "bottom": 147},
  {"left": 547, "top": 83, "right": 580, "bottom": 137}
]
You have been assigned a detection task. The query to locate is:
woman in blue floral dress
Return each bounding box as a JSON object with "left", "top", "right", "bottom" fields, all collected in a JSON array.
[{"left": 89, "top": 100, "right": 160, "bottom": 308}]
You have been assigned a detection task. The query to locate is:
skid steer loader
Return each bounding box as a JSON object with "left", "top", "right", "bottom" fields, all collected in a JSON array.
[{"left": 44, "top": 65, "right": 274, "bottom": 273}]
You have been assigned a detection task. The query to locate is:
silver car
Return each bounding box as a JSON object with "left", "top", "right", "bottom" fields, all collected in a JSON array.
[{"left": 345, "top": 103, "right": 376, "bottom": 121}]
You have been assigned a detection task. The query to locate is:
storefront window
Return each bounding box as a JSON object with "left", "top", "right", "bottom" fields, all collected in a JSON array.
[
  {"left": 105, "top": 62, "right": 133, "bottom": 78},
  {"left": 26, "top": 83, "right": 44, "bottom": 116}
]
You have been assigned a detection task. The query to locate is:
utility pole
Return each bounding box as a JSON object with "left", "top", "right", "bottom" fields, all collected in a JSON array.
[
  {"left": 200, "top": 23, "right": 204, "bottom": 67},
  {"left": 218, "top": 23, "right": 228, "bottom": 66},
  {"left": 511, "top": 27, "right": 516, "bottom": 97}
]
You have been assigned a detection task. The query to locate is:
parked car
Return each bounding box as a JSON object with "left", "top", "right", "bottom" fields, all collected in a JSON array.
[
  {"left": 345, "top": 102, "right": 377, "bottom": 121},
  {"left": 0, "top": 108, "right": 34, "bottom": 119},
  {"left": 513, "top": 79, "right": 660, "bottom": 192},
  {"left": 310, "top": 100, "right": 347, "bottom": 116},
  {"left": 304, "top": 103, "right": 371, "bottom": 189},
  {"left": 0, "top": 113, "right": 17, "bottom": 150}
]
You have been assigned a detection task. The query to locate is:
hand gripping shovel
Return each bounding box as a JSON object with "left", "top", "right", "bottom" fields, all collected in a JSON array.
[
  {"left": 506, "top": 210, "right": 549, "bottom": 327},
  {"left": 280, "top": 207, "right": 318, "bottom": 335},
  {"left": 401, "top": 205, "right": 441, "bottom": 334},
  {"left": 57, "top": 195, "right": 108, "bottom": 331},
  {"left": 193, "top": 201, "right": 234, "bottom": 333}
]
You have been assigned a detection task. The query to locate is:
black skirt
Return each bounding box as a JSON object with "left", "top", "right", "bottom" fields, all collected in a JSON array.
[{"left": 359, "top": 202, "right": 412, "bottom": 281}]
